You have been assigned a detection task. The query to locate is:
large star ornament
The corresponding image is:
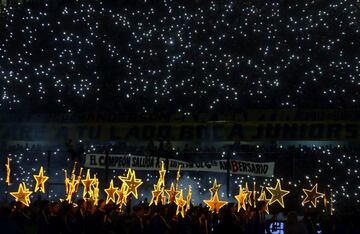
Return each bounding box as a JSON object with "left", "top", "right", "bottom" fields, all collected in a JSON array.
[
  {"left": 266, "top": 180, "right": 290, "bottom": 208},
  {"left": 122, "top": 169, "right": 143, "bottom": 199},
  {"left": 10, "top": 183, "right": 32, "bottom": 207},
  {"left": 33, "top": 166, "right": 49, "bottom": 193},
  {"left": 258, "top": 189, "right": 271, "bottom": 214},
  {"left": 302, "top": 184, "right": 324, "bottom": 208},
  {"left": 203, "top": 191, "right": 228, "bottom": 213}
]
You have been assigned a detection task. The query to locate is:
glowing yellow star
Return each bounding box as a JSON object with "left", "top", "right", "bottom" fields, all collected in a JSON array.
[
  {"left": 266, "top": 179, "right": 290, "bottom": 208},
  {"left": 118, "top": 168, "right": 133, "bottom": 183},
  {"left": 122, "top": 169, "right": 143, "bottom": 199},
  {"left": 33, "top": 166, "right": 49, "bottom": 193},
  {"left": 176, "top": 190, "right": 187, "bottom": 218},
  {"left": 81, "top": 169, "right": 94, "bottom": 199},
  {"left": 165, "top": 182, "right": 180, "bottom": 203},
  {"left": 302, "top": 184, "right": 324, "bottom": 208},
  {"left": 245, "top": 182, "right": 253, "bottom": 206},
  {"left": 209, "top": 179, "right": 221, "bottom": 197},
  {"left": 258, "top": 189, "right": 270, "bottom": 214},
  {"left": 149, "top": 184, "right": 162, "bottom": 206},
  {"left": 10, "top": 183, "right": 32, "bottom": 207},
  {"left": 104, "top": 179, "right": 118, "bottom": 204},
  {"left": 203, "top": 191, "right": 227, "bottom": 213},
  {"left": 235, "top": 185, "right": 247, "bottom": 212},
  {"left": 5, "top": 157, "right": 10, "bottom": 186},
  {"left": 116, "top": 183, "right": 128, "bottom": 209}
]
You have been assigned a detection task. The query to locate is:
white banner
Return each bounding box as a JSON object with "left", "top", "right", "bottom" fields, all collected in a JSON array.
[{"left": 84, "top": 154, "right": 275, "bottom": 177}]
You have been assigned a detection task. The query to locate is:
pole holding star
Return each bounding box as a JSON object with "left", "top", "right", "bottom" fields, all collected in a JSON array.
[
  {"left": 33, "top": 166, "right": 49, "bottom": 193},
  {"left": 5, "top": 157, "right": 11, "bottom": 186}
]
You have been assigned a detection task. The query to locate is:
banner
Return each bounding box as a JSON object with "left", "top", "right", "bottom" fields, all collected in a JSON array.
[{"left": 84, "top": 154, "right": 275, "bottom": 178}]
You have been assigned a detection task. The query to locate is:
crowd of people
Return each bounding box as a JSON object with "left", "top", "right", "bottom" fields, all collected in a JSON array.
[{"left": 1, "top": 197, "right": 359, "bottom": 234}]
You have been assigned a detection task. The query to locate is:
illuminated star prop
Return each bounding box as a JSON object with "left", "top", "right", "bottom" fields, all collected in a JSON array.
[
  {"left": 235, "top": 185, "right": 247, "bottom": 212},
  {"left": 122, "top": 169, "right": 143, "bottom": 199},
  {"left": 104, "top": 179, "right": 118, "bottom": 204},
  {"left": 149, "top": 184, "right": 162, "bottom": 206},
  {"left": 33, "top": 166, "right": 49, "bottom": 193},
  {"left": 203, "top": 191, "right": 228, "bottom": 213},
  {"left": 266, "top": 179, "right": 290, "bottom": 208},
  {"left": 175, "top": 190, "right": 187, "bottom": 218},
  {"left": 165, "top": 182, "right": 180, "bottom": 203},
  {"left": 258, "top": 189, "right": 270, "bottom": 214},
  {"left": 10, "top": 183, "right": 32, "bottom": 207},
  {"left": 116, "top": 183, "right": 128, "bottom": 210},
  {"left": 5, "top": 157, "right": 11, "bottom": 186},
  {"left": 209, "top": 179, "right": 221, "bottom": 197},
  {"left": 302, "top": 184, "right": 324, "bottom": 208},
  {"left": 245, "top": 182, "right": 253, "bottom": 206},
  {"left": 82, "top": 169, "right": 94, "bottom": 199},
  {"left": 118, "top": 168, "right": 133, "bottom": 183}
]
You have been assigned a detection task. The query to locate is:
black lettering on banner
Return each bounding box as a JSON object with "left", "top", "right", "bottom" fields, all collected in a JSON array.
[
  {"left": 219, "top": 161, "right": 228, "bottom": 170},
  {"left": 99, "top": 156, "right": 105, "bottom": 165},
  {"left": 263, "top": 165, "right": 269, "bottom": 174}
]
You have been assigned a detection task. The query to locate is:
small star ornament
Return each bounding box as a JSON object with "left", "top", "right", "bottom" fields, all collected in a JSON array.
[
  {"left": 33, "top": 166, "right": 49, "bottom": 193},
  {"left": 81, "top": 169, "right": 94, "bottom": 198},
  {"left": 165, "top": 182, "right": 180, "bottom": 203},
  {"left": 209, "top": 179, "right": 221, "bottom": 197},
  {"left": 175, "top": 190, "right": 187, "bottom": 218},
  {"left": 104, "top": 179, "right": 118, "bottom": 204},
  {"left": 302, "top": 184, "right": 324, "bottom": 208}
]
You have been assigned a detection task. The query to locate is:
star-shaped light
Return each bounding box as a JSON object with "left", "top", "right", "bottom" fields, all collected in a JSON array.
[
  {"left": 258, "top": 189, "right": 270, "bottom": 214},
  {"left": 82, "top": 169, "right": 94, "bottom": 198},
  {"left": 245, "top": 182, "right": 253, "bottom": 206},
  {"left": 116, "top": 183, "right": 129, "bottom": 210},
  {"left": 266, "top": 179, "right": 290, "bottom": 208},
  {"left": 104, "top": 179, "right": 118, "bottom": 204},
  {"left": 209, "top": 179, "right": 221, "bottom": 197},
  {"left": 10, "top": 183, "right": 32, "bottom": 207},
  {"left": 165, "top": 182, "right": 179, "bottom": 203},
  {"left": 149, "top": 184, "right": 162, "bottom": 206},
  {"left": 122, "top": 169, "right": 143, "bottom": 199},
  {"left": 175, "top": 190, "right": 187, "bottom": 218},
  {"left": 118, "top": 168, "right": 133, "bottom": 183},
  {"left": 33, "top": 166, "right": 49, "bottom": 193},
  {"left": 235, "top": 185, "right": 247, "bottom": 212},
  {"left": 203, "top": 191, "right": 228, "bottom": 213},
  {"left": 302, "top": 184, "right": 324, "bottom": 208},
  {"left": 5, "top": 157, "right": 11, "bottom": 186}
]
